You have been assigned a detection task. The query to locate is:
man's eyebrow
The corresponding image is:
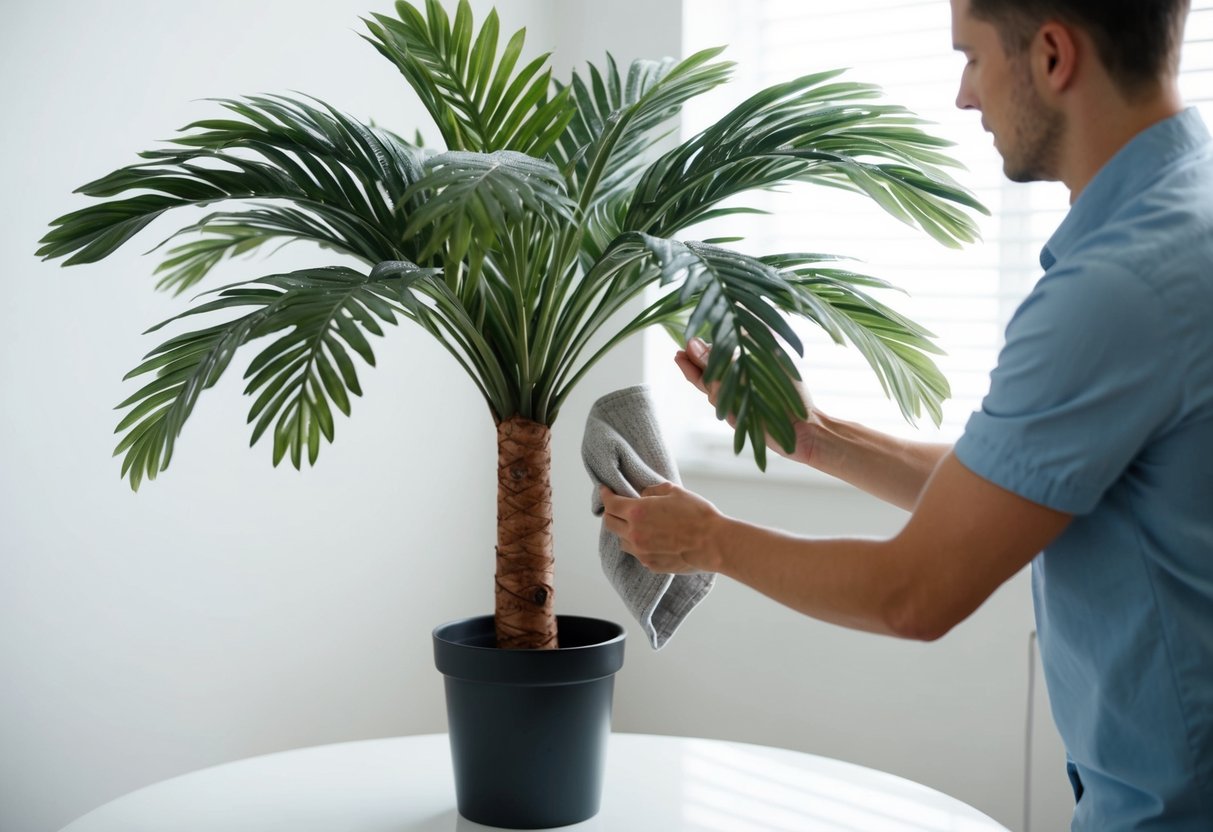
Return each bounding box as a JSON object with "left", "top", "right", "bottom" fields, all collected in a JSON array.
[{"left": 953, "top": 41, "right": 972, "bottom": 52}]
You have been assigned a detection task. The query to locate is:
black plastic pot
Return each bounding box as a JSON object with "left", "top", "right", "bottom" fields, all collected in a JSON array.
[{"left": 432, "top": 615, "right": 626, "bottom": 829}]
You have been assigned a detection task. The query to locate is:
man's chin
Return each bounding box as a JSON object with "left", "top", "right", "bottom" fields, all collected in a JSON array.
[
  {"left": 1002, "top": 157, "right": 1051, "bottom": 184},
  {"left": 1004, "top": 165, "right": 1040, "bottom": 183}
]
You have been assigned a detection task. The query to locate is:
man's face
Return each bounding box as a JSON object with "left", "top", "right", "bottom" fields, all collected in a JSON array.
[{"left": 950, "top": 0, "right": 1063, "bottom": 182}]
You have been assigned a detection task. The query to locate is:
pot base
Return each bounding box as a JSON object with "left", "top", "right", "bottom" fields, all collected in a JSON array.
[{"left": 433, "top": 615, "right": 626, "bottom": 829}]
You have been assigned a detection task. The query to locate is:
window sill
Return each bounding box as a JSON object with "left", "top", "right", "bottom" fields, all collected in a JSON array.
[{"left": 673, "top": 433, "right": 848, "bottom": 489}]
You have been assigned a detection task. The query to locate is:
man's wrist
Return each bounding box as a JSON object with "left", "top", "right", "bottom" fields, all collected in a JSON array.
[
  {"left": 695, "top": 511, "right": 735, "bottom": 574},
  {"left": 791, "top": 410, "right": 824, "bottom": 468}
]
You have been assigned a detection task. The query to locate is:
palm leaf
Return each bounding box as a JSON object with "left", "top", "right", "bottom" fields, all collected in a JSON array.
[
  {"left": 114, "top": 312, "right": 269, "bottom": 491},
  {"left": 625, "top": 71, "right": 988, "bottom": 246},
  {"left": 772, "top": 257, "right": 951, "bottom": 424},
  {"left": 629, "top": 236, "right": 811, "bottom": 468},
  {"left": 549, "top": 237, "right": 953, "bottom": 462},
  {"left": 404, "top": 150, "right": 576, "bottom": 259},
  {"left": 38, "top": 94, "right": 426, "bottom": 291},
  {"left": 151, "top": 223, "right": 293, "bottom": 295},
  {"left": 545, "top": 233, "right": 809, "bottom": 467},
  {"left": 551, "top": 49, "right": 734, "bottom": 213},
  {"left": 114, "top": 263, "right": 437, "bottom": 489},
  {"left": 399, "top": 150, "right": 576, "bottom": 409},
  {"left": 362, "top": 0, "right": 576, "bottom": 155}
]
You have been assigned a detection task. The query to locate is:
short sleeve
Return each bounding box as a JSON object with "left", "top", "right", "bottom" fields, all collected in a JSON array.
[{"left": 954, "top": 260, "right": 1178, "bottom": 514}]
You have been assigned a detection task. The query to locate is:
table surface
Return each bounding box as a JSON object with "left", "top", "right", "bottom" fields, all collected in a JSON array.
[{"left": 61, "top": 733, "right": 1009, "bottom": 832}]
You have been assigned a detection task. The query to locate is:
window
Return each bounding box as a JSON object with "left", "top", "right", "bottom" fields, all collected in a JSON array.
[{"left": 648, "top": 0, "right": 1213, "bottom": 476}]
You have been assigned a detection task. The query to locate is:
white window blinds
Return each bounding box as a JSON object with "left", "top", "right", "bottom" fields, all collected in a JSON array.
[{"left": 646, "top": 1, "right": 1213, "bottom": 468}]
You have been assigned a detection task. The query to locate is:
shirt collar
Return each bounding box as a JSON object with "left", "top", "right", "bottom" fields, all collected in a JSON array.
[{"left": 1040, "top": 108, "right": 1210, "bottom": 271}]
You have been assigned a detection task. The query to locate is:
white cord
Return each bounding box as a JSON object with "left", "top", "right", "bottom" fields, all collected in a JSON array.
[{"left": 1023, "top": 629, "right": 1038, "bottom": 832}]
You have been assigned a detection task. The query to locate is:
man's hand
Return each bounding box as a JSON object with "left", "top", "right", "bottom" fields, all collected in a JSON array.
[
  {"left": 599, "top": 482, "right": 724, "bottom": 574},
  {"left": 676, "top": 337, "right": 819, "bottom": 464}
]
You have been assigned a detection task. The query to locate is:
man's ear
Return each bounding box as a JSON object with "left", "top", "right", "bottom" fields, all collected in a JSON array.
[{"left": 1033, "top": 21, "right": 1079, "bottom": 94}]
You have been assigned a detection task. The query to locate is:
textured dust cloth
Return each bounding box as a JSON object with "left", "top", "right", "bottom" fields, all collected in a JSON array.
[{"left": 582, "top": 385, "right": 715, "bottom": 650}]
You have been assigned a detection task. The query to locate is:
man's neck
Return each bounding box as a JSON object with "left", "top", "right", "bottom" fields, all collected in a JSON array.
[{"left": 1061, "top": 82, "right": 1184, "bottom": 203}]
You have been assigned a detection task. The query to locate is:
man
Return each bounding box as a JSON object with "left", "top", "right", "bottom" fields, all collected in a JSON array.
[{"left": 600, "top": 0, "right": 1213, "bottom": 828}]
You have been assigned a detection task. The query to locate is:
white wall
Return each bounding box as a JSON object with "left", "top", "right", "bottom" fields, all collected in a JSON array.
[{"left": 1, "top": 1, "right": 1071, "bottom": 831}]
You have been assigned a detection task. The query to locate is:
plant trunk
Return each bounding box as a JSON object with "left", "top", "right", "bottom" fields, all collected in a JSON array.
[{"left": 494, "top": 416, "right": 558, "bottom": 649}]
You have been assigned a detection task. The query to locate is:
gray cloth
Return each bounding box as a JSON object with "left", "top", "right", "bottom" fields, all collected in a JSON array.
[{"left": 582, "top": 385, "right": 715, "bottom": 649}]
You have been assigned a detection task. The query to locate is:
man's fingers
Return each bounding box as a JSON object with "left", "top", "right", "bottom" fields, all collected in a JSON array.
[
  {"left": 602, "top": 482, "right": 674, "bottom": 507},
  {"left": 675, "top": 353, "right": 725, "bottom": 408},
  {"left": 686, "top": 337, "right": 710, "bottom": 368},
  {"left": 679, "top": 338, "right": 728, "bottom": 409},
  {"left": 599, "top": 490, "right": 640, "bottom": 556},
  {"left": 674, "top": 352, "right": 708, "bottom": 394},
  {"left": 599, "top": 485, "right": 630, "bottom": 516},
  {"left": 602, "top": 512, "right": 627, "bottom": 538},
  {"left": 674, "top": 337, "right": 712, "bottom": 385}
]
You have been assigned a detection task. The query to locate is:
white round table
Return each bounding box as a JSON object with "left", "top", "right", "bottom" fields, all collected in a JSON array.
[{"left": 61, "top": 733, "right": 1009, "bottom": 831}]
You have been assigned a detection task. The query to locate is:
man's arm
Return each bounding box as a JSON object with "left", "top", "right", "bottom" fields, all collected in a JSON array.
[
  {"left": 677, "top": 339, "right": 950, "bottom": 511},
  {"left": 600, "top": 452, "right": 1071, "bottom": 639},
  {"left": 803, "top": 412, "right": 952, "bottom": 512}
]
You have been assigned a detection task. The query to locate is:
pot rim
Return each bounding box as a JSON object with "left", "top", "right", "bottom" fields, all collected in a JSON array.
[{"left": 433, "top": 614, "right": 625, "bottom": 653}]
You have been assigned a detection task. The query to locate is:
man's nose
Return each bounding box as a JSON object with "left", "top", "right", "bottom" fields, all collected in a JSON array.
[{"left": 955, "top": 83, "right": 978, "bottom": 111}]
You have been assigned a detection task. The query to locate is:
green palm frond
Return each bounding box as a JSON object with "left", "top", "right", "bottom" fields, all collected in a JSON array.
[
  {"left": 516, "top": 50, "right": 737, "bottom": 407},
  {"left": 114, "top": 263, "right": 436, "bottom": 489},
  {"left": 114, "top": 313, "right": 267, "bottom": 492},
  {"left": 544, "top": 237, "right": 953, "bottom": 464},
  {"left": 768, "top": 255, "right": 951, "bottom": 424},
  {"left": 151, "top": 224, "right": 274, "bottom": 295},
  {"left": 550, "top": 49, "right": 733, "bottom": 210},
  {"left": 362, "top": 0, "right": 575, "bottom": 155},
  {"left": 404, "top": 150, "right": 576, "bottom": 261},
  {"left": 397, "top": 149, "right": 576, "bottom": 420},
  {"left": 38, "top": 94, "right": 425, "bottom": 290},
  {"left": 626, "top": 70, "right": 988, "bottom": 245},
  {"left": 626, "top": 236, "right": 809, "bottom": 469},
  {"left": 535, "top": 233, "right": 801, "bottom": 442}
]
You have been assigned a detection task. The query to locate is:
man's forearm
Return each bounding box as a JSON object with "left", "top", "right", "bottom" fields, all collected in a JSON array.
[
  {"left": 803, "top": 412, "right": 952, "bottom": 511},
  {"left": 704, "top": 515, "right": 914, "bottom": 637},
  {"left": 676, "top": 339, "right": 947, "bottom": 508},
  {"left": 699, "top": 454, "right": 1060, "bottom": 641},
  {"left": 604, "top": 456, "right": 1069, "bottom": 642}
]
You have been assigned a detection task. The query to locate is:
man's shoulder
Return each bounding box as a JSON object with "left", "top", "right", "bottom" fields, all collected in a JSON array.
[
  {"left": 1051, "top": 151, "right": 1213, "bottom": 308},
  {"left": 1097, "top": 137, "right": 1213, "bottom": 264}
]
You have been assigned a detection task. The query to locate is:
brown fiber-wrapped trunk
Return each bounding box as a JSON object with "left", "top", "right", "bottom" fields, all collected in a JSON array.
[{"left": 494, "top": 416, "right": 558, "bottom": 649}]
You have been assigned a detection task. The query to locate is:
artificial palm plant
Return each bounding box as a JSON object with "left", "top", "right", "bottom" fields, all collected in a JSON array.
[{"left": 39, "top": 0, "right": 984, "bottom": 650}]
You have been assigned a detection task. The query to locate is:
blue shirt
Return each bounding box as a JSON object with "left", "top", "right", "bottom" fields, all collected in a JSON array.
[{"left": 954, "top": 108, "right": 1213, "bottom": 830}]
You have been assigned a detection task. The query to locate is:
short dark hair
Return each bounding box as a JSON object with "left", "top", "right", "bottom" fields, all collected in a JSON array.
[{"left": 969, "top": 0, "right": 1191, "bottom": 94}]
